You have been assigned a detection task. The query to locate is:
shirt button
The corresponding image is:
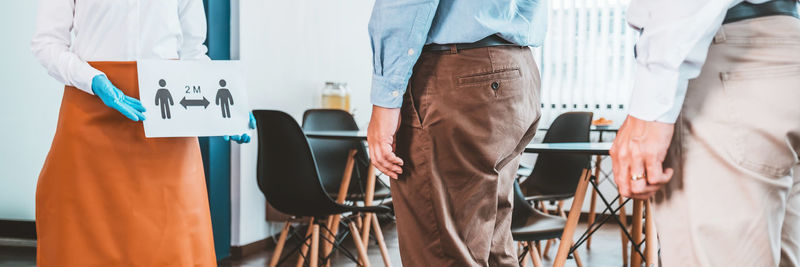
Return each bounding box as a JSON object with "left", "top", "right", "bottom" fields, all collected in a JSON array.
[
  {"left": 391, "top": 91, "right": 400, "bottom": 97},
  {"left": 407, "top": 49, "right": 414, "bottom": 55},
  {"left": 491, "top": 82, "right": 500, "bottom": 90}
]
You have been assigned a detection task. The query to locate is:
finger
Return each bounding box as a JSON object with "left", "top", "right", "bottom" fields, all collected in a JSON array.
[
  {"left": 379, "top": 145, "right": 403, "bottom": 174},
  {"left": 249, "top": 113, "right": 257, "bottom": 129},
  {"left": 382, "top": 143, "right": 404, "bottom": 168},
  {"left": 612, "top": 145, "right": 632, "bottom": 198},
  {"left": 240, "top": 134, "right": 251, "bottom": 144},
  {"left": 646, "top": 159, "right": 673, "bottom": 186},
  {"left": 223, "top": 135, "right": 231, "bottom": 141},
  {"left": 114, "top": 103, "right": 143, "bottom": 122},
  {"left": 123, "top": 96, "right": 146, "bottom": 112},
  {"left": 375, "top": 148, "right": 400, "bottom": 178},
  {"left": 629, "top": 146, "right": 649, "bottom": 196}
]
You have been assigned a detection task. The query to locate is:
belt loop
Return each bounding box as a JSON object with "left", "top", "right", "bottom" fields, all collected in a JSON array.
[
  {"left": 714, "top": 27, "right": 727, "bottom": 44},
  {"left": 449, "top": 44, "right": 458, "bottom": 54}
]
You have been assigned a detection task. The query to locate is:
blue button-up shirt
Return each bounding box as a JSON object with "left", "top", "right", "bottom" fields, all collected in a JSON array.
[{"left": 368, "top": 0, "right": 549, "bottom": 108}]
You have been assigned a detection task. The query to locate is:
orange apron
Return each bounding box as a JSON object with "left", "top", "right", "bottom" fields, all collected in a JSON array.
[{"left": 36, "top": 62, "right": 216, "bottom": 266}]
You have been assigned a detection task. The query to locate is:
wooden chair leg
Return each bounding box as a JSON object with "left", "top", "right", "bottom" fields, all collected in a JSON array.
[
  {"left": 349, "top": 222, "right": 371, "bottom": 267},
  {"left": 296, "top": 218, "right": 315, "bottom": 267},
  {"left": 371, "top": 214, "right": 392, "bottom": 267},
  {"left": 310, "top": 224, "right": 320, "bottom": 267},
  {"left": 572, "top": 245, "right": 584, "bottom": 267},
  {"left": 553, "top": 169, "right": 591, "bottom": 267},
  {"left": 269, "top": 221, "right": 292, "bottom": 267},
  {"left": 645, "top": 200, "right": 658, "bottom": 267},
  {"left": 619, "top": 197, "right": 629, "bottom": 266},
  {"left": 543, "top": 239, "right": 553, "bottom": 259},
  {"left": 528, "top": 242, "right": 544, "bottom": 267},
  {"left": 534, "top": 241, "right": 542, "bottom": 258},
  {"left": 630, "top": 200, "right": 644, "bottom": 267},
  {"left": 361, "top": 167, "right": 378, "bottom": 246}
]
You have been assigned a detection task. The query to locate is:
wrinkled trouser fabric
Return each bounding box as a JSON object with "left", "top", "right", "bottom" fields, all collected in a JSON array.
[
  {"left": 392, "top": 46, "right": 541, "bottom": 266},
  {"left": 653, "top": 16, "right": 800, "bottom": 267}
]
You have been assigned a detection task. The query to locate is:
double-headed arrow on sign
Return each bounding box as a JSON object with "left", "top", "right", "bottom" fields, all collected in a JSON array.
[{"left": 180, "top": 96, "right": 210, "bottom": 109}]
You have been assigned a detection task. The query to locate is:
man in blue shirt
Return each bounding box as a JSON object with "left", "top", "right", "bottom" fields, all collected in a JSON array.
[{"left": 366, "top": 0, "right": 548, "bottom": 265}]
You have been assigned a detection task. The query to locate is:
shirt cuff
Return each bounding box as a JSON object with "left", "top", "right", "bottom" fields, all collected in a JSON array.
[
  {"left": 74, "top": 62, "right": 104, "bottom": 95},
  {"left": 370, "top": 74, "right": 407, "bottom": 108},
  {"left": 627, "top": 64, "right": 684, "bottom": 123}
]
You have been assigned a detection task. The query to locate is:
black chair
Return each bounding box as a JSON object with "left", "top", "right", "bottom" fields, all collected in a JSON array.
[
  {"left": 515, "top": 112, "right": 593, "bottom": 261},
  {"left": 519, "top": 112, "right": 593, "bottom": 203},
  {"left": 511, "top": 181, "right": 583, "bottom": 267},
  {"left": 254, "top": 110, "right": 391, "bottom": 267},
  {"left": 302, "top": 109, "right": 391, "bottom": 202}
]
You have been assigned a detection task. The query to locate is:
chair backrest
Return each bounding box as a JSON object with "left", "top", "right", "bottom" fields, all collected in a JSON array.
[
  {"left": 512, "top": 181, "right": 535, "bottom": 228},
  {"left": 302, "top": 109, "right": 369, "bottom": 194},
  {"left": 253, "top": 110, "right": 345, "bottom": 217},
  {"left": 521, "top": 112, "right": 593, "bottom": 196}
]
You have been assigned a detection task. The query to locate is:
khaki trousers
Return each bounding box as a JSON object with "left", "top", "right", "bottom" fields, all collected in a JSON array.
[
  {"left": 391, "top": 46, "right": 541, "bottom": 266},
  {"left": 653, "top": 16, "right": 800, "bottom": 267}
]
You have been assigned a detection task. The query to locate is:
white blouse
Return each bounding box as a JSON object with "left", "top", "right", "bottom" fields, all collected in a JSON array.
[{"left": 31, "top": 0, "right": 209, "bottom": 95}]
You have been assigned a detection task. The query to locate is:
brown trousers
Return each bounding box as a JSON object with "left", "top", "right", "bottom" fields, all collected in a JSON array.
[
  {"left": 653, "top": 16, "right": 800, "bottom": 267},
  {"left": 391, "top": 46, "right": 541, "bottom": 266}
]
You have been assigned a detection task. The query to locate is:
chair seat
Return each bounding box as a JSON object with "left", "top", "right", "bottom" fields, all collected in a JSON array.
[
  {"left": 511, "top": 211, "right": 566, "bottom": 241},
  {"left": 329, "top": 181, "right": 391, "bottom": 201},
  {"left": 524, "top": 193, "right": 575, "bottom": 203}
]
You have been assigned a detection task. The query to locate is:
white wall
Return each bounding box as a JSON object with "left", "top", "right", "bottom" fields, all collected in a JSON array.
[
  {"left": 0, "top": 1, "right": 63, "bottom": 221},
  {"left": 230, "top": 0, "right": 376, "bottom": 246}
]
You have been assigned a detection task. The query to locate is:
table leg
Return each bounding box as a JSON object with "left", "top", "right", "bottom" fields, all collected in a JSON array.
[
  {"left": 619, "top": 197, "right": 629, "bottom": 266},
  {"left": 322, "top": 149, "right": 357, "bottom": 263},
  {"left": 645, "top": 200, "right": 658, "bottom": 267},
  {"left": 587, "top": 155, "right": 602, "bottom": 249},
  {"left": 630, "top": 200, "right": 644, "bottom": 267},
  {"left": 553, "top": 168, "right": 591, "bottom": 267}
]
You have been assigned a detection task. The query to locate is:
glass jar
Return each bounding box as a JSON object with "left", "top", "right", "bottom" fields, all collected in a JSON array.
[{"left": 321, "top": 82, "right": 351, "bottom": 112}]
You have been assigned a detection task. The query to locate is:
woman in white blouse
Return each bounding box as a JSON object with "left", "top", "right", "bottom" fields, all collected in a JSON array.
[{"left": 32, "top": 0, "right": 218, "bottom": 266}]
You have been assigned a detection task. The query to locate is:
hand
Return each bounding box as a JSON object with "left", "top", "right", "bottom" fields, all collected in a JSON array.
[
  {"left": 224, "top": 112, "right": 257, "bottom": 144},
  {"left": 367, "top": 105, "right": 403, "bottom": 179},
  {"left": 610, "top": 115, "right": 675, "bottom": 199},
  {"left": 92, "top": 75, "right": 146, "bottom": 121}
]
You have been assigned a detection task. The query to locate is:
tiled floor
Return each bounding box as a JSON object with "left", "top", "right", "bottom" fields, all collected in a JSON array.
[{"left": 0, "top": 221, "right": 631, "bottom": 266}]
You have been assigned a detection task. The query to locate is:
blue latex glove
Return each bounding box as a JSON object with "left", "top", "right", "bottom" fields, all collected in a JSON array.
[
  {"left": 224, "top": 112, "right": 256, "bottom": 144},
  {"left": 92, "top": 75, "right": 146, "bottom": 121}
]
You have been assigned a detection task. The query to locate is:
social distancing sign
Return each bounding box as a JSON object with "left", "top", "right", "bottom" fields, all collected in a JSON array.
[{"left": 138, "top": 60, "right": 250, "bottom": 138}]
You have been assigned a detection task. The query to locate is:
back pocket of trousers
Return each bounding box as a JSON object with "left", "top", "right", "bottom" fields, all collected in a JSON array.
[{"left": 720, "top": 64, "right": 800, "bottom": 178}]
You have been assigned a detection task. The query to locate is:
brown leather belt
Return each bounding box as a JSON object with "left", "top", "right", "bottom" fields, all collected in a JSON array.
[{"left": 724, "top": 0, "right": 799, "bottom": 24}]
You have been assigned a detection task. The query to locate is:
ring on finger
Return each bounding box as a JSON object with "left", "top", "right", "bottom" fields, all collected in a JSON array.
[{"left": 631, "top": 173, "right": 646, "bottom": 181}]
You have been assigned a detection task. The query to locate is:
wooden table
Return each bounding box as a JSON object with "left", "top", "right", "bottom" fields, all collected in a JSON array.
[
  {"left": 524, "top": 142, "right": 657, "bottom": 267},
  {"left": 304, "top": 130, "right": 391, "bottom": 267}
]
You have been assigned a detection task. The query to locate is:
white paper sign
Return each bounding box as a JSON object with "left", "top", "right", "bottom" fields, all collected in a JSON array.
[{"left": 138, "top": 60, "right": 250, "bottom": 137}]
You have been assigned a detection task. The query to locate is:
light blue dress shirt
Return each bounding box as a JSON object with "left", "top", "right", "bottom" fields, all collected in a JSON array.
[{"left": 368, "top": 0, "right": 549, "bottom": 108}]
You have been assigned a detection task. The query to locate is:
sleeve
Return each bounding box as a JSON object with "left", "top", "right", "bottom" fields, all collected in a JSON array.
[
  {"left": 626, "top": 0, "right": 743, "bottom": 123},
  {"left": 369, "top": 0, "right": 439, "bottom": 108},
  {"left": 178, "top": 0, "right": 210, "bottom": 60},
  {"left": 31, "top": 0, "right": 103, "bottom": 95}
]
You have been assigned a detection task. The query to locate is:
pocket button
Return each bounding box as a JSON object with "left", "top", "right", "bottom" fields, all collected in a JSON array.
[{"left": 491, "top": 81, "right": 500, "bottom": 90}]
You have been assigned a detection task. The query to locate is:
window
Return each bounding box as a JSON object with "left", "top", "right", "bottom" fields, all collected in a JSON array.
[{"left": 536, "top": 0, "right": 637, "bottom": 126}]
